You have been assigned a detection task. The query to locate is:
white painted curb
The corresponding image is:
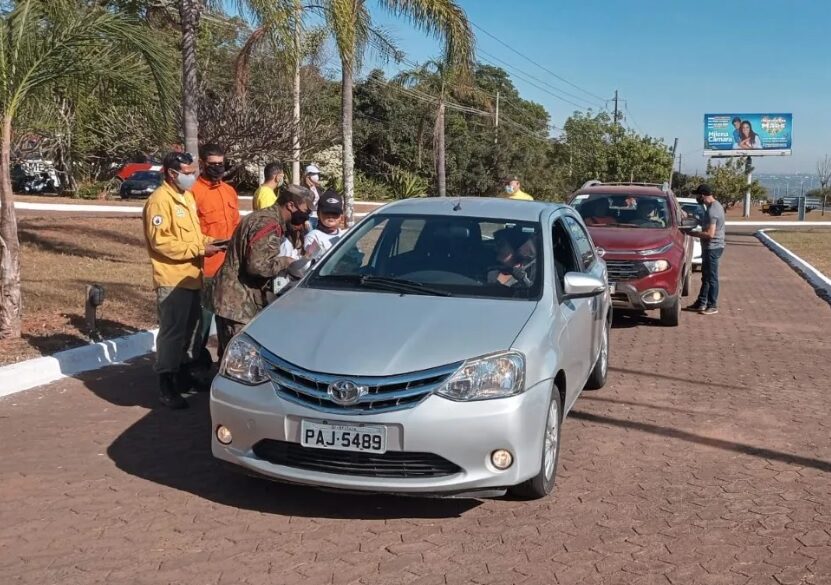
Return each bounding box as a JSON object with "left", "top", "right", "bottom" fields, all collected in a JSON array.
[
  {"left": 0, "top": 320, "right": 219, "bottom": 399},
  {"left": 0, "top": 329, "right": 158, "bottom": 399},
  {"left": 13, "top": 200, "right": 378, "bottom": 217},
  {"left": 756, "top": 229, "right": 831, "bottom": 306}
]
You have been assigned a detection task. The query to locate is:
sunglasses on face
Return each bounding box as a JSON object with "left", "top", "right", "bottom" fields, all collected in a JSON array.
[{"left": 171, "top": 152, "right": 194, "bottom": 165}]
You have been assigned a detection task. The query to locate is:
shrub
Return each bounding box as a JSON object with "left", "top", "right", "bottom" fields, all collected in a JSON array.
[{"left": 385, "top": 167, "right": 428, "bottom": 200}]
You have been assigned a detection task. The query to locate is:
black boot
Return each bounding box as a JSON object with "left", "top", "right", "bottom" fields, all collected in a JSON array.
[
  {"left": 159, "top": 374, "right": 189, "bottom": 409},
  {"left": 177, "top": 365, "right": 210, "bottom": 393}
]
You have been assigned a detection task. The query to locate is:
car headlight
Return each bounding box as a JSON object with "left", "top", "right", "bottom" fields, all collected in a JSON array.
[
  {"left": 436, "top": 351, "right": 525, "bottom": 401},
  {"left": 219, "top": 334, "right": 269, "bottom": 385},
  {"left": 637, "top": 243, "right": 673, "bottom": 255},
  {"left": 643, "top": 259, "right": 670, "bottom": 273}
]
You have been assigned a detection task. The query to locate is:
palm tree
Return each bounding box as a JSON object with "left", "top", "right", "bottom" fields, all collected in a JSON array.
[
  {"left": 322, "top": 0, "right": 474, "bottom": 222},
  {"left": 396, "top": 59, "right": 484, "bottom": 196},
  {"left": 0, "top": 0, "right": 172, "bottom": 338}
]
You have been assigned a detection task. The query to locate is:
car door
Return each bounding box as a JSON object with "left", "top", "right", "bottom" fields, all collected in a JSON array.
[
  {"left": 551, "top": 217, "right": 595, "bottom": 400},
  {"left": 563, "top": 215, "right": 606, "bottom": 364}
]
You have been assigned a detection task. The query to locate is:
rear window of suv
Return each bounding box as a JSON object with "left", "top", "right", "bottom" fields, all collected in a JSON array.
[{"left": 571, "top": 193, "right": 670, "bottom": 229}]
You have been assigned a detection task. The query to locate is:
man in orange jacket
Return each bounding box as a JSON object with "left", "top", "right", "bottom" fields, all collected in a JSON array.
[{"left": 192, "top": 143, "right": 241, "bottom": 363}]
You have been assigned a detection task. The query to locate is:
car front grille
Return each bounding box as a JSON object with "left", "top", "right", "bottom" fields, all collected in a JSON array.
[
  {"left": 252, "top": 439, "right": 462, "bottom": 478},
  {"left": 260, "top": 349, "right": 460, "bottom": 415},
  {"left": 605, "top": 260, "right": 647, "bottom": 282}
]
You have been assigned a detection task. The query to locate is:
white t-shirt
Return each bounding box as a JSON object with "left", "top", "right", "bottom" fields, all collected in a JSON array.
[
  {"left": 304, "top": 228, "right": 344, "bottom": 260},
  {"left": 280, "top": 238, "right": 302, "bottom": 260},
  {"left": 309, "top": 185, "right": 320, "bottom": 218}
]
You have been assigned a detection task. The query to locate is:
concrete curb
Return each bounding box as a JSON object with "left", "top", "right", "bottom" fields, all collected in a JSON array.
[
  {"left": 756, "top": 229, "right": 831, "bottom": 307},
  {"left": 0, "top": 329, "right": 159, "bottom": 399}
]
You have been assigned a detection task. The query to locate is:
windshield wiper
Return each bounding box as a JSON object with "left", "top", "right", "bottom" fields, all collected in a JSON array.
[
  {"left": 359, "top": 275, "right": 453, "bottom": 297},
  {"left": 313, "top": 274, "right": 453, "bottom": 297}
]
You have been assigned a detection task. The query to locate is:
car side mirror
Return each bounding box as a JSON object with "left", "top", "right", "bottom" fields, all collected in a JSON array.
[
  {"left": 679, "top": 217, "right": 699, "bottom": 232},
  {"left": 563, "top": 272, "right": 606, "bottom": 300}
]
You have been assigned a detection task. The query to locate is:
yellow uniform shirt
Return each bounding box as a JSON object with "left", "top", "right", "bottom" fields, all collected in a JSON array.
[
  {"left": 143, "top": 182, "right": 207, "bottom": 290},
  {"left": 509, "top": 189, "right": 534, "bottom": 201},
  {"left": 253, "top": 184, "right": 277, "bottom": 210}
]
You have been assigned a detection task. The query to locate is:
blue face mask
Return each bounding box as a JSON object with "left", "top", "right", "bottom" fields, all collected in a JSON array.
[
  {"left": 172, "top": 170, "right": 197, "bottom": 191},
  {"left": 505, "top": 185, "right": 514, "bottom": 194}
]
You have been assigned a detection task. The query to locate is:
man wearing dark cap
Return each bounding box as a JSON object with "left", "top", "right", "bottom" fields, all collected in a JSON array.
[
  {"left": 503, "top": 176, "right": 534, "bottom": 200},
  {"left": 687, "top": 184, "right": 725, "bottom": 315}
]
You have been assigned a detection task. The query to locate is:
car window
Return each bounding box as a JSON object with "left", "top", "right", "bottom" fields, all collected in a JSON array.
[
  {"left": 552, "top": 219, "right": 581, "bottom": 298},
  {"left": 571, "top": 193, "right": 669, "bottom": 228},
  {"left": 563, "top": 216, "right": 595, "bottom": 270},
  {"left": 129, "top": 171, "right": 162, "bottom": 182},
  {"left": 310, "top": 214, "right": 543, "bottom": 300},
  {"left": 681, "top": 203, "right": 705, "bottom": 222}
]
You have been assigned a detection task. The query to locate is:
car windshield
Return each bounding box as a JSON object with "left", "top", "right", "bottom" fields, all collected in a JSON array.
[
  {"left": 129, "top": 171, "right": 162, "bottom": 182},
  {"left": 571, "top": 193, "right": 670, "bottom": 229},
  {"left": 681, "top": 202, "right": 705, "bottom": 222},
  {"left": 307, "top": 214, "right": 543, "bottom": 300}
]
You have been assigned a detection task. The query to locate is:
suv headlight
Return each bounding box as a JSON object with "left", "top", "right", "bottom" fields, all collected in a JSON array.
[
  {"left": 643, "top": 259, "right": 670, "bottom": 273},
  {"left": 436, "top": 351, "right": 525, "bottom": 401},
  {"left": 638, "top": 243, "right": 673, "bottom": 255},
  {"left": 219, "top": 334, "right": 269, "bottom": 385}
]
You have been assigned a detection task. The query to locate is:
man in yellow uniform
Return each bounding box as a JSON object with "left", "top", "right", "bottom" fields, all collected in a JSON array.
[
  {"left": 503, "top": 175, "right": 534, "bottom": 200},
  {"left": 143, "top": 151, "right": 221, "bottom": 409},
  {"left": 252, "top": 161, "right": 285, "bottom": 210}
]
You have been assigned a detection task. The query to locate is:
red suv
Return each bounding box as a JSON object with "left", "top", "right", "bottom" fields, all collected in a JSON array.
[{"left": 568, "top": 182, "right": 695, "bottom": 326}]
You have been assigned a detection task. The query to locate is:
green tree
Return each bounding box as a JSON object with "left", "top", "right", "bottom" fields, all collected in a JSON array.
[
  {"left": 0, "top": 0, "right": 172, "bottom": 338},
  {"left": 705, "top": 158, "right": 766, "bottom": 205},
  {"left": 321, "top": 0, "right": 474, "bottom": 222}
]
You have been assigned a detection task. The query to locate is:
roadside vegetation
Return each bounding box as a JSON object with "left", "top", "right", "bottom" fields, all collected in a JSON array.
[{"left": 768, "top": 230, "right": 831, "bottom": 278}]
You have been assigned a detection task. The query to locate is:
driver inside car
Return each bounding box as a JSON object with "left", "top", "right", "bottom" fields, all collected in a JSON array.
[
  {"left": 487, "top": 230, "right": 537, "bottom": 288},
  {"left": 635, "top": 198, "right": 666, "bottom": 227}
]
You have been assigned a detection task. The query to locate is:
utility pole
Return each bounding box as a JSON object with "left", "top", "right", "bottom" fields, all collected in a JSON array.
[
  {"left": 677, "top": 154, "right": 682, "bottom": 174},
  {"left": 743, "top": 156, "right": 752, "bottom": 218},
  {"left": 668, "top": 137, "right": 679, "bottom": 187},
  {"left": 493, "top": 90, "right": 500, "bottom": 182},
  {"left": 612, "top": 90, "right": 620, "bottom": 126}
]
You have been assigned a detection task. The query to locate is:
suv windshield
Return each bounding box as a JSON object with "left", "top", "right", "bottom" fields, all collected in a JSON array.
[
  {"left": 129, "top": 171, "right": 162, "bottom": 182},
  {"left": 572, "top": 193, "right": 670, "bottom": 229},
  {"left": 307, "top": 214, "right": 543, "bottom": 300},
  {"left": 681, "top": 202, "right": 705, "bottom": 222}
]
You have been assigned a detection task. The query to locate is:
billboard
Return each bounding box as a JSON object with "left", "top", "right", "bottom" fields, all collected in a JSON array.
[{"left": 704, "top": 113, "right": 792, "bottom": 156}]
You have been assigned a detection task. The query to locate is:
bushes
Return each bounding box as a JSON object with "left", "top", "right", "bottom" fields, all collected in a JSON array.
[{"left": 73, "top": 180, "right": 113, "bottom": 200}]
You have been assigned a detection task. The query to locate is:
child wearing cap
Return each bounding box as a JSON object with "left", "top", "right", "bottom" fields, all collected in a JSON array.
[{"left": 304, "top": 190, "right": 345, "bottom": 260}]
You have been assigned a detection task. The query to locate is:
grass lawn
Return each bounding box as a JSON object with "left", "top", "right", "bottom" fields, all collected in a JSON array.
[
  {"left": 1, "top": 216, "right": 156, "bottom": 366},
  {"left": 768, "top": 229, "right": 831, "bottom": 277}
]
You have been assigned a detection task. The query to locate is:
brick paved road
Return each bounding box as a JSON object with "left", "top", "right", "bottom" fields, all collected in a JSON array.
[{"left": 2, "top": 233, "right": 830, "bottom": 585}]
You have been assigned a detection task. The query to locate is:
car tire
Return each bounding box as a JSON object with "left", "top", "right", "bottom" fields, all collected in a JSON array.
[
  {"left": 509, "top": 389, "right": 562, "bottom": 500},
  {"left": 660, "top": 297, "right": 681, "bottom": 327},
  {"left": 681, "top": 270, "right": 691, "bottom": 297},
  {"left": 584, "top": 318, "right": 610, "bottom": 390}
]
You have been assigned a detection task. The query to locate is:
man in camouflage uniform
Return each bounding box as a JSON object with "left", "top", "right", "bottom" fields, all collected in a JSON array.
[{"left": 212, "top": 184, "right": 315, "bottom": 356}]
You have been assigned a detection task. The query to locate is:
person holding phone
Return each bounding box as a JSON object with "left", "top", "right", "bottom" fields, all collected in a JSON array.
[{"left": 143, "top": 151, "right": 224, "bottom": 409}]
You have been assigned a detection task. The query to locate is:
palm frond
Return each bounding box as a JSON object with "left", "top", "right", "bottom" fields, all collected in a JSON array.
[{"left": 375, "top": 0, "right": 474, "bottom": 79}]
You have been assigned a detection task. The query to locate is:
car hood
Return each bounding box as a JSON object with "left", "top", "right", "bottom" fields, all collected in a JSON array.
[
  {"left": 244, "top": 287, "right": 537, "bottom": 376},
  {"left": 585, "top": 227, "right": 673, "bottom": 253}
]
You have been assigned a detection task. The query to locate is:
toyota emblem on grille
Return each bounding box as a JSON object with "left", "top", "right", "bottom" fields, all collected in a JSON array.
[{"left": 327, "top": 380, "right": 368, "bottom": 405}]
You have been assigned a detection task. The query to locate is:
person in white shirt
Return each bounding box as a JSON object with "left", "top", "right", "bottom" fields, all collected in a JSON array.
[
  {"left": 303, "top": 164, "right": 323, "bottom": 229},
  {"left": 304, "top": 190, "right": 345, "bottom": 260}
]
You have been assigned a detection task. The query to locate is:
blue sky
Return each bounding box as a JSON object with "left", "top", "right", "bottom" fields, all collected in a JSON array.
[{"left": 364, "top": 0, "right": 830, "bottom": 175}]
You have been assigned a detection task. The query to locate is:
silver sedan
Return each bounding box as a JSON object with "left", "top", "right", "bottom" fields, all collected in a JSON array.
[{"left": 211, "top": 198, "right": 612, "bottom": 499}]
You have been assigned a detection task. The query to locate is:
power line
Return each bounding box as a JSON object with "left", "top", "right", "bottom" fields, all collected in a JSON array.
[
  {"left": 477, "top": 47, "right": 604, "bottom": 110},
  {"left": 476, "top": 50, "right": 592, "bottom": 111},
  {"left": 470, "top": 21, "right": 607, "bottom": 104}
]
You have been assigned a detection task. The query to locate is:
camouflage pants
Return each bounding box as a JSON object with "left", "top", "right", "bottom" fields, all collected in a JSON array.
[{"left": 154, "top": 287, "right": 203, "bottom": 374}]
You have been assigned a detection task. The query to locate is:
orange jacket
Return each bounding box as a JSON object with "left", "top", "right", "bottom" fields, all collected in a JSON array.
[{"left": 192, "top": 176, "right": 240, "bottom": 277}]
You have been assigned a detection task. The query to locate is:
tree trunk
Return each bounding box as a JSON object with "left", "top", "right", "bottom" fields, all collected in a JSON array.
[
  {"left": 342, "top": 60, "right": 355, "bottom": 225},
  {"left": 435, "top": 101, "right": 446, "bottom": 197},
  {"left": 0, "top": 113, "right": 22, "bottom": 338},
  {"left": 180, "top": 0, "right": 200, "bottom": 160},
  {"left": 292, "top": 2, "right": 302, "bottom": 185}
]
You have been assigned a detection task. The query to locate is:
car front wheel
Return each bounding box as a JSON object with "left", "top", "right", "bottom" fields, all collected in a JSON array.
[
  {"left": 509, "top": 389, "right": 562, "bottom": 500},
  {"left": 660, "top": 297, "right": 681, "bottom": 326},
  {"left": 585, "top": 318, "right": 610, "bottom": 390}
]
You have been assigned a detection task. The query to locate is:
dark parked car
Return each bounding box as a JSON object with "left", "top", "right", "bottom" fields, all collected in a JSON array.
[{"left": 119, "top": 170, "right": 163, "bottom": 199}]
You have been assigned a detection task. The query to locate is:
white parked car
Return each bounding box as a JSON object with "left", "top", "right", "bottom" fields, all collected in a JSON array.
[
  {"left": 677, "top": 197, "right": 704, "bottom": 270},
  {"left": 211, "top": 198, "right": 612, "bottom": 499}
]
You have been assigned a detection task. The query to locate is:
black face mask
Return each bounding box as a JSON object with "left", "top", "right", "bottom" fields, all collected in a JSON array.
[
  {"left": 291, "top": 209, "right": 310, "bottom": 225},
  {"left": 204, "top": 164, "right": 225, "bottom": 181}
]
